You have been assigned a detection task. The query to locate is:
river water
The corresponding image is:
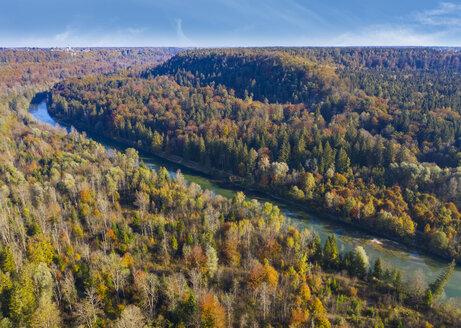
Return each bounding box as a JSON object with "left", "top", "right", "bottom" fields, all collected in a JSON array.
[{"left": 30, "top": 100, "right": 461, "bottom": 302}]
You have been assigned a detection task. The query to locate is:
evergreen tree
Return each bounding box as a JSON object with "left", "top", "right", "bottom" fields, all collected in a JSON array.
[
  {"left": 383, "top": 140, "right": 396, "bottom": 166},
  {"left": 320, "top": 141, "right": 334, "bottom": 174},
  {"left": 335, "top": 147, "right": 350, "bottom": 173},
  {"left": 312, "top": 233, "right": 322, "bottom": 261},
  {"left": 383, "top": 268, "right": 392, "bottom": 283},
  {"left": 396, "top": 145, "right": 406, "bottom": 163},
  {"left": 199, "top": 136, "right": 207, "bottom": 164},
  {"left": 323, "top": 235, "right": 338, "bottom": 266},
  {"left": 293, "top": 137, "right": 306, "bottom": 163},
  {"left": 373, "top": 257, "right": 383, "bottom": 280},
  {"left": 277, "top": 136, "right": 291, "bottom": 163},
  {"left": 393, "top": 271, "right": 402, "bottom": 290},
  {"left": 151, "top": 131, "right": 164, "bottom": 152},
  {"left": 429, "top": 260, "right": 455, "bottom": 301},
  {"left": 182, "top": 293, "right": 197, "bottom": 323},
  {"left": 373, "top": 138, "right": 384, "bottom": 166},
  {"left": 423, "top": 289, "right": 433, "bottom": 307}
]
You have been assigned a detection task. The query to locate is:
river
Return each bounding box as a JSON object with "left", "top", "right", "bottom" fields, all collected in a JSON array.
[{"left": 30, "top": 100, "right": 461, "bottom": 302}]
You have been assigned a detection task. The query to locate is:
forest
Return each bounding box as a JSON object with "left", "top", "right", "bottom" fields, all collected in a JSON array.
[
  {"left": 0, "top": 47, "right": 460, "bottom": 327},
  {"left": 49, "top": 48, "right": 461, "bottom": 260}
]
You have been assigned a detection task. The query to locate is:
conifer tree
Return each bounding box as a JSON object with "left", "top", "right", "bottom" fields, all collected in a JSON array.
[
  {"left": 373, "top": 257, "right": 383, "bottom": 279},
  {"left": 373, "top": 138, "right": 384, "bottom": 166},
  {"left": 423, "top": 289, "right": 433, "bottom": 307},
  {"left": 335, "top": 147, "right": 350, "bottom": 173},
  {"left": 277, "top": 136, "right": 291, "bottom": 163},
  {"left": 429, "top": 260, "right": 455, "bottom": 301},
  {"left": 323, "top": 235, "right": 338, "bottom": 266},
  {"left": 383, "top": 140, "right": 396, "bottom": 166},
  {"left": 320, "top": 141, "right": 334, "bottom": 174}
]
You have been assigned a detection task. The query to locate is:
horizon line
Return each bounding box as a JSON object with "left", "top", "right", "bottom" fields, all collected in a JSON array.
[{"left": 1, "top": 45, "right": 460, "bottom": 49}]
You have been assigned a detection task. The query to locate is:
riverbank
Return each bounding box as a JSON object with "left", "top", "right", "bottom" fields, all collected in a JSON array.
[
  {"left": 44, "top": 98, "right": 457, "bottom": 263},
  {"left": 31, "top": 98, "right": 461, "bottom": 300}
]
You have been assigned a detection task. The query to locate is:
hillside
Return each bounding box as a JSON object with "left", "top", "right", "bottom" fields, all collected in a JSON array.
[
  {"left": 144, "top": 49, "right": 341, "bottom": 105},
  {"left": 50, "top": 48, "right": 461, "bottom": 261},
  {"left": 0, "top": 46, "right": 458, "bottom": 328}
]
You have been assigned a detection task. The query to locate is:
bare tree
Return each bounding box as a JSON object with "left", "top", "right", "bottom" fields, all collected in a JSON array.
[
  {"left": 114, "top": 305, "right": 146, "bottom": 328},
  {"left": 257, "top": 282, "right": 271, "bottom": 321},
  {"left": 74, "top": 287, "right": 102, "bottom": 328},
  {"left": 135, "top": 191, "right": 150, "bottom": 220},
  {"left": 189, "top": 268, "right": 205, "bottom": 300},
  {"left": 61, "top": 271, "right": 77, "bottom": 311},
  {"left": 104, "top": 253, "right": 129, "bottom": 298},
  {"left": 222, "top": 292, "right": 235, "bottom": 328},
  {"left": 163, "top": 272, "right": 188, "bottom": 312},
  {"left": 134, "top": 271, "right": 158, "bottom": 319}
]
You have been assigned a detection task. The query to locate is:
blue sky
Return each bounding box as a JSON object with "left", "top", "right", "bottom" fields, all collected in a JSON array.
[{"left": 1, "top": 0, "right": 460, "bottom": 47}]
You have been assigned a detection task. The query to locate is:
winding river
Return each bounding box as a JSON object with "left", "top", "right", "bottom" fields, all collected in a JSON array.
[{"left": 30, "top": 100, "right": 461, "bottom": 302}]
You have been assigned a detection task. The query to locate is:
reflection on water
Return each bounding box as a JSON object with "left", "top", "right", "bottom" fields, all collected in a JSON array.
[
  {"left": 29, "top": 101, "right": 59, "bottom": 126},
  {"left": 30, "top": 100, "right": 461, "bottom": 302}
]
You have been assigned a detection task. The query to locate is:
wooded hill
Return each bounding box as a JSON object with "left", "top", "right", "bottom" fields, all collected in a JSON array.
[
  {"left": 0, "top": 47, "right": 460, "bottom": 327},
  {"left": 50, "top": 48, "right": 461, "bottom": 261}
]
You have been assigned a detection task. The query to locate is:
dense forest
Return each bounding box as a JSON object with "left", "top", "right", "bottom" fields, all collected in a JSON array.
[
  {"left": 50, "top": 48, "right": 461, "bottom": 260},
  {"left": 0, "top": 47, "right": 182, "bottom": 119},
  {"left": 0, "top": 47, "right": 460, "bottom": 327},
  {"left": 0, "top": 48, "right": 181, "bottom": 91}
]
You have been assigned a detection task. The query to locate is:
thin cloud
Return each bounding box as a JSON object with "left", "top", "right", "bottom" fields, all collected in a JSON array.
[
  {"left": 127, "top": 27, "right": 145, "bottom": 35},
  {"left": 414, "top": 2, "right": 461, "bottom": 27},
  {"left": 330, "top": 26, "right": 443, "bottom": 46},
  {"left": 54, "top": 30, "right": 72, "bottom": 43},
  {"left": 328, "top": 2, "right": 461, "bottom": 47},
  {"left": 1, "top": 1, "right": 460, "bottom": 47},
  {"left": 219, "top": 0, "right": 324, "bottom": 29},
  {"left": 175, "top": 18, "right": 194, "bottom": 46}
]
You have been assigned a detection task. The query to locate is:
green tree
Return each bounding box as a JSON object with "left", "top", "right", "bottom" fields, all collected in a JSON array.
[
  {"left": 9, "top": 278, "right": 36, "bottom": 325},
  {"left": 352, "top": 246, "right": 369, "bottom": 277},
  {"left": 429, "top": 260, "right": 455, "bottom": 301},
  {"left": 199, "top": 136, "right": 208, "bottom": 165},
  {"left": 373, "top": 257, "right": 383, "bottom": 279},
  {"left": 277, "top": 135, "right": 291, "bottom": 163},
  {"left": 302, "top": 173, "right": 316, "bottom": 192},
  {"left": 423, "top": 289, "right": 433, "bottom": 307},
  {"left": 393, "top": 271, "right": 402, "bottom": 290},
  {"left": 323, "top": 235, "right": 338, "bottom": 266},
  {"left": 384, "top": 140, "right": 396, "bottom": 166},
  {"left": 171, "top": 236, "right": 178, "bottom": 253},
  {"left": 151, "top": 131, "right": 164, "bottom": 152},
  {"left": 335, "top": 147, "right": 350, "bottom": 173},
  {"left": 8, "top": 284, "right": 23, "bottom": 324},
  {"left": 320, "top": 141, "right": 335, "bottom": 174},
  {"left": 0, "top": 248, "right": 15, "bottom": 273},
  {"left": 373, "top": 138, "right": 384, "bottom": 166}
]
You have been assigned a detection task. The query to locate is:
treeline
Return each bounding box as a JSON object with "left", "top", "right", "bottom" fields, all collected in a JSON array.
[
  {"left": 0, "top": 90, "right": 459, "bottom": 327},
  {"left": 0, "top": 48, "right": 182, "bottom": 98},
  {"left": 144, "top": 49, "right": 340, "bottom": 105},
  {"left": 145, "top": 47, "right": 461, "bottom": 114},
  {"left": 277, "top": 47, "right": 461, "bottom": 71},
  {"left": 50, "top": 60, "right": 461, "bottom": 259}
]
